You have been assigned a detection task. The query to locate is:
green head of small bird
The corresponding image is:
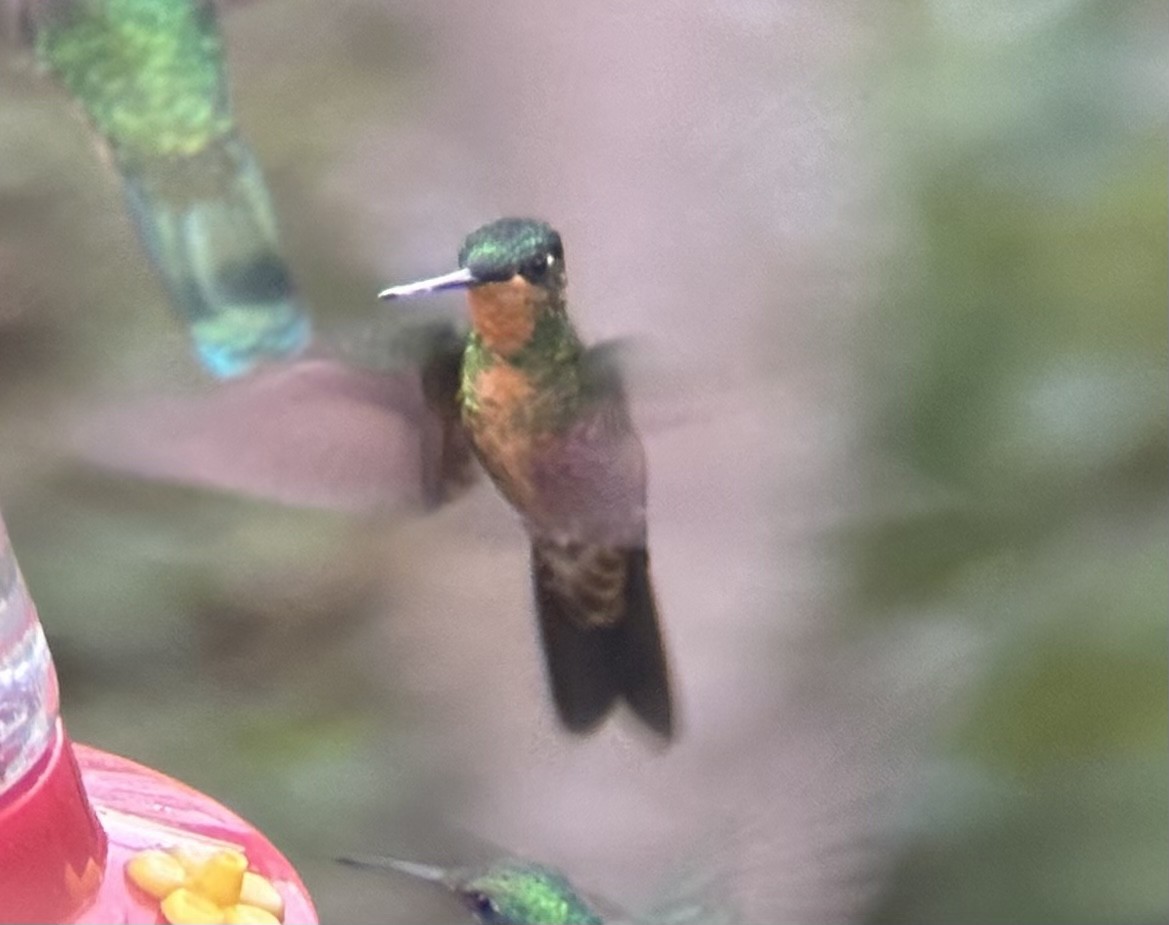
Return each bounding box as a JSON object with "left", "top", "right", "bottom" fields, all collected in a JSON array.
[
  {"left": 459, "top": 218, "right": 565, "bottom": 290},
  {"left": 339, "top": 854, "right": 604, "bottom": 925},
  {"left": 380, "top": 218, "right": 565, "bottom": 300},
  {"left": 380, "top": 218, "right": 570, "bottom": 360}
]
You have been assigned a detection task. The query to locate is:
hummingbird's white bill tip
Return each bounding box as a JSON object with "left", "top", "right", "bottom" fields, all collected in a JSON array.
[{"left": 378, "top": 267, "right": 476, "bottom": 300}]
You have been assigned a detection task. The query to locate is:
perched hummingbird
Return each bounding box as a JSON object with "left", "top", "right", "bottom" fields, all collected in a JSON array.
[
  {"left": 33, "top": 0, "right": 311, "bottom": 377},
  {"left": 378, "top": 218, "right": 674, "bottom": 739},
  {"left": 339, "top": 854, "right": 605, "bottom": 925}
]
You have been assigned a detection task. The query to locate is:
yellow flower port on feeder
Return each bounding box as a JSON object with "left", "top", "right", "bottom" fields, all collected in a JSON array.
[
  {"left": 126, "top": 846, "right": 285, "bottom": 925},
  {"left": 161, "top": 889, "right": 225, "bottom": 925},
  {"left": 126, "top": 850, "right": 187, "bottom": 899},
  {"left": 189, "top": 849, "right": 247, "bottom": 907},
  {"left": 241, "top": 871, "right": 286, "bottom": 918},
  {"left": 224, "top": 904, "right": 281, "bottom": 924}
]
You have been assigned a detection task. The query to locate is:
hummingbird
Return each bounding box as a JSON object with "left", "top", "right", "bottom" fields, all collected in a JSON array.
[
  {"left": 339, "top": 854, "right": 605, "bottom": 925},
  {"left": 33, "top": 0, "right": 311, "bottom": 378},
  {"left": 378, "top": 218, "right": 674, "bottom": 739},
  {"left": 338, "top": 851, "right": 739, "bottom": 925}
]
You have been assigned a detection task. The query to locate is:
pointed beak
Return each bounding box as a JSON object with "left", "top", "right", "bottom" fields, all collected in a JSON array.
[
  {"left": 336, "top": 854, "right": 452, "bottom": 885},
  {"left": 378, "top": 267, "right": 476, "bottom": 301},
  {"left": 380, "top": 858, "right": 452, "bottom": 883}
]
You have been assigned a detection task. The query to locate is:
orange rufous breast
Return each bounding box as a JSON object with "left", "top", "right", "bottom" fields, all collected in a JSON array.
[
  {"left": 465, "top": 276, "right": 540, "bottom": 355},
  {"left": 465, "top": 362, "right": 541, "bottom": 513},
  {"left": 473, "top": 362, "right": 535, "bottom": 411}
]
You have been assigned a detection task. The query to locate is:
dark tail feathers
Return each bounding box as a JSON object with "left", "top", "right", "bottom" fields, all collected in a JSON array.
[{"left": 532, "top": 546, "right": 674, "bottom": 740}]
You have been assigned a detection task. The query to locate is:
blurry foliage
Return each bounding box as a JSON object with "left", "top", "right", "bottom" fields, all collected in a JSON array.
[
  {"left": 0, "top": 3, "right": 469, "bottom": 915},
  {"left": 4, "top": 465, "right": 419, "bottom": 863},
  {"left": 857, "top": 2, "right": 1167, "bottom": 922}
]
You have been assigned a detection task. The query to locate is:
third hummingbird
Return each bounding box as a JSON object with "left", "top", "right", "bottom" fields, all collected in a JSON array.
[
  {"left": 379, "top": 218, "right": 674, "bottom": 740},
  {"left": 339, "top": 849, "right": 739, "bottom": 924}
]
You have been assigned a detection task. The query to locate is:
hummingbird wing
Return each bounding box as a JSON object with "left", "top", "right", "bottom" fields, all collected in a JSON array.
[
  {"left": 527, "top": 343, "right": 674, "bottom": 739},
  {"left": 70, "top": 356, "right": 473, "bottom": 514},
  {"left": 418, "top": 326, "right": 479, "bottom": 506}
]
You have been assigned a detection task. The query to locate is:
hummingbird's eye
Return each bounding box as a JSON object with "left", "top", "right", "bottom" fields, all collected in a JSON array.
[
  {"left": 520, "top": 255, "right": 549, "bottom": 282},
  {"left": 462, "top": 890, "right": 501, "bottom": 921}
]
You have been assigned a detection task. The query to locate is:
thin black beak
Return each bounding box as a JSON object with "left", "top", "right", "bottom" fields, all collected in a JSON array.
[{"left": 378, "top": 267, "right": 476, "bottom": 300}]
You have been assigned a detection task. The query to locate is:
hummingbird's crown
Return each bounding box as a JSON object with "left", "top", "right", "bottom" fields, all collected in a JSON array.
[{"left": 459, "top": 218, "right": 564, "bottom": 285}]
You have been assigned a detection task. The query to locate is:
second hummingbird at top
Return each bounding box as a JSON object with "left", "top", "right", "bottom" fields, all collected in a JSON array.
[{"left": 379, "top": 218, "right": 674, "bottom": 740}]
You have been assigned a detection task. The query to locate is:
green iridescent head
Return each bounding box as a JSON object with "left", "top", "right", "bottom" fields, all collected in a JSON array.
[
  {"left": 458, "top": 218, "right": 564, "bottom": 285},
  {"left": 378, "top": 218, "right": 566, "bottom": 301},
  {"left": 453, "top": 859, "right": 603, "bottom": 925}
]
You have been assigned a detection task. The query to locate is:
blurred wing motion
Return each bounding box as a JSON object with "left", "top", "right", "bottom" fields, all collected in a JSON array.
[
  {"left": 418, "top": 322, "right": 480, "bottom": 505},
  {"left": 33, "top": 0, "right": 310, "bottom": 378},
  {"left": 71, "top": 353, "right": 475, "bottom": 514},
  {"left": 625, "top": 859, "right": 742, "bottom": 925}
]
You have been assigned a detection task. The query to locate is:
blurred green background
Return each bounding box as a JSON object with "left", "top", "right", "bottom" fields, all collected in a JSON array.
[
  {"left": 857, "top": 4, "right": 1167, "bottom": 923},
  {"left": 0, "top": 1, "right": 1165, "bottom": 923}
]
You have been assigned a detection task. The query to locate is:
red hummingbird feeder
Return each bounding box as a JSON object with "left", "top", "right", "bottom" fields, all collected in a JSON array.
[{"left": 0, "top": 516, "right": 318, "bottom": 925}]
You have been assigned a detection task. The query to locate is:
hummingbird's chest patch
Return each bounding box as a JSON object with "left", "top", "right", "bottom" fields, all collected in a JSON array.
[
  {"left": 459, "top": 328, "right": 583, "bottom": 522},
  {"left": 466, "top": 279, "right": 539, "bottom": 355},
  {"left": 470, "top": 363, "right": 536, "bottom": 413},
  {"left": 463, "top": 363, "right": 545, "bottom": 510}
]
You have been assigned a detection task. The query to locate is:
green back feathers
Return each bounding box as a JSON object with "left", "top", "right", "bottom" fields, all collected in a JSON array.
[{"left": 36, "top": 0, "right": 231, "bottom": 159}]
